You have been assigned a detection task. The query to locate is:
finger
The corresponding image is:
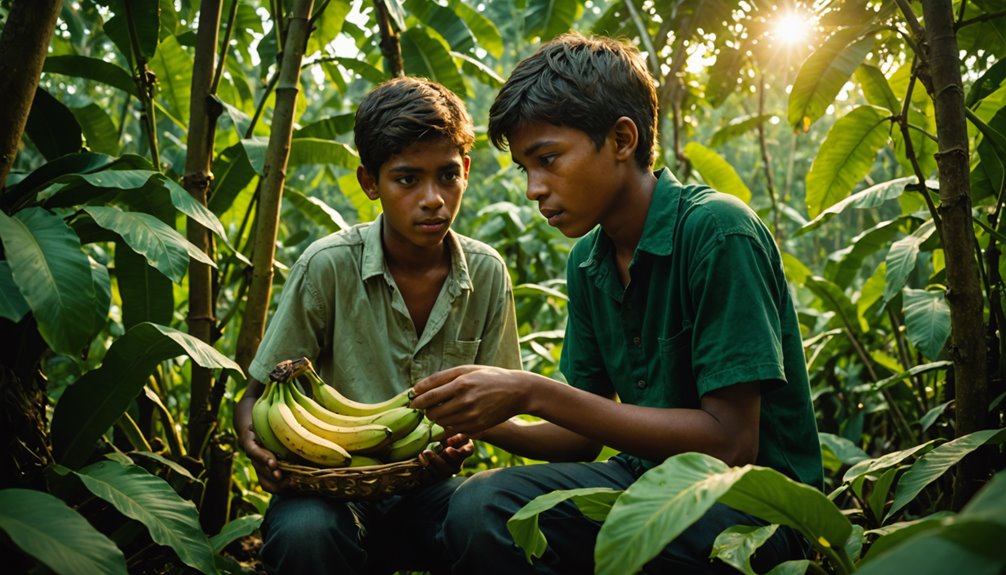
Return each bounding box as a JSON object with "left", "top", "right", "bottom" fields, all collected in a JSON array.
[{"left": 412, "top": 364, "right": 479, "bottom": 395}]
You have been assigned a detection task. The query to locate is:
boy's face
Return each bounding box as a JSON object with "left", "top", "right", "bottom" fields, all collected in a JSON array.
[
  {"left": 358, "top": 137, "right": 470, "bottom": 252},
  {"left": 508, "top": 120, "right": 628, "bottom": 239}
]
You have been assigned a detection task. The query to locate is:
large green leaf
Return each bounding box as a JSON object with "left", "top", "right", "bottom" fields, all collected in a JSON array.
[
  {"left": 710, "top": 523, "right": 778, "bottom": 575},
  {"left": 448, "top": 0, "right": 503, "bottom": 58},
  {"left": 210, "top": 515, "right": 263, "bottom": 553},
  {"left": 400, "top": 26, "right": 467, "bottom": 97},
  {"left": 104, "top": 0, "right": 160, "bottom": 59},
  {"left": 289, "top": 138, "right": 360, "bottom": 171},
  {"left": 883, "top": 219, "right": 937, "bottom": 303},
  {"left": 804, "top": 275, "right": 864, "bottom": 334},
  {"left": 856, "top": 63, "right": 901, "bottom": 114},
  {"left": 0, "top": 488, "right": 127, "bottom": 575},
  {"left": 887, "top": 429, "right": 1006, "bottom": 520},
  {"left": 285, "top": 189, "right": 349, "bottom": 233},
  {"left": 25, "top": 87, "right": 83, "bottom": 160},
  {"left": 684, "top": 142, "right": 752, "bottom": 204},
  {"left": 115, "top": 242, "right": 173, "bottom": 328},
  {"left": 43, "top": 55, "right": 138, "bottom": 96},
  {"left": 1, "top": 152, "right": 117, "bottom": 212},
  {"left": 149, "top": 34, "right": 192, "bottom": 128},
  {"left": 901, "top": 288, "right": 951, "bottom": 360},
  {"left": 594, "top": 453, "right": 853, "bottom": 575},
  {"left": 843, "top": 440, "right": 938, "bottom": 484},
  {"left": 51, "top": 322, "right": 243, "bottom": 468},
  {"left": 804, "top": 105, "right": 891, "bottom": 218},
  {"left": 709, "top": 114, "right": 775, "bottom": 148},
  {"left": 799, "top": 175, "right": 924, "bottom": 235},
  {"left": 75, "top": 461, "right": 218, "bottom": 575},
  {"left": 71, "top": 103, "right": 121, "bottom": 156},
  {"left": 0, "top": 208, "right": 96, "bottom": 355},
  {"left": 788, "top": 28, "right": 875, "bottom": 130},
  {"left": 823, "top": 218, "right": 904, "bottom": 289},
  {"left": 405, "top": 0, "right": 477, "bottom": 53},
  {"left": 858, "top": 521, "right": 1006, "bottom": 575},
  {"left": 525, "top": 0, "right": 581, "bottom": 41},
  {"left": 0, "top": 261, "right": 30, "bottom": 322},
  {"left": 83, "top": 206, "right": 215, "bottom": 283},
  {"left": 508, "top": 487, "right": 620, "bottom": 563}
]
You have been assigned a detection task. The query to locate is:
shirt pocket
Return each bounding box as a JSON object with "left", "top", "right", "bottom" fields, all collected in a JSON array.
[
  {"left": 657, "top": 326, "right": 697, "bottom": 406},
  {"left": 441, "top": 339, "right": 482, "bottom": 367}
]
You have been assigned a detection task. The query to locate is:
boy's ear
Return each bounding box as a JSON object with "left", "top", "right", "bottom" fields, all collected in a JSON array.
[
  {"left": 462, "top": 154, "right": 471, "bottom": 182},
  {"left": 610, "top": 117, "right": 639, "bottom": 162},
  {"left": 357, "top": 165, "right": 379, "bottom": 200}
]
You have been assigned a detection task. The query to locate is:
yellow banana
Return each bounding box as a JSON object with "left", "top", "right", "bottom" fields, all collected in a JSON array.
[
  {"left": 280, "top": 383, "right": 393, "bottom": 453},
  {"left": 267, "top": 385, "right": 352, "bottom": 467},
  {"left": 287, "top": 381, "right": 423, "bottom": 440},
  {"left": 251, "top": 382, "right": 292, "bottom": 459},
  {"left": 384, "top": 419, "right": 433, "bottom": 462},
  {"left": 305, "top": 368, "right": 415, "bottom": 416}
]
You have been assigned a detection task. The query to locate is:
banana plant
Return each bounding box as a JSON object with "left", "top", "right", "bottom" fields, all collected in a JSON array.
[{"left": 508, "top": 429, "right": 1006, "bottom": 575}]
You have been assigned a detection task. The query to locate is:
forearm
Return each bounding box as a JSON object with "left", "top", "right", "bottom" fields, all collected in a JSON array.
[
  {"left": 522, "top": 376, "right": 760, "bottom": 466},
  {"left": 482, "top": 417, "right": 602, "bottom": 462}
]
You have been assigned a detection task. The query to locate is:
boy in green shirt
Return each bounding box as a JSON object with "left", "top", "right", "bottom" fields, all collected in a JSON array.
[
  {"left": 411, "top": 33, "right": 822, "bottom": 573},
  {"left": 235, "top": 76, "right": 522, "bottom": 574}
]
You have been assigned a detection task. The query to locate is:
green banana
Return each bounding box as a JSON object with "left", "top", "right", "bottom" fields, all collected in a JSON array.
[
  {"left": 384, "top": 419, "right": 433, "bottom": 462},
  {"left": 280, "top": 383, "right": 393, "bottom": 453},
  {"left": 305, "top": 368, "right": 415, "bottom": 416},
  {"left": 251, "top": 382, "right": 292, "bottom": 459},
  {"left": 348, "top": 454, "right": 384, "bottom": 467},
  {"left": 267, "top": 385, "right": 352, "bottom": 467},
  {"left": 288, "top": 381, "right": 423, "bottom": 438}
]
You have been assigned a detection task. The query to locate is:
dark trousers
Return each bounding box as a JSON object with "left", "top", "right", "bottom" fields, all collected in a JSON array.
[
  {"left": 260, "top": 476, "right": 464, "bottom": 575},
  {"left": 441, "top": 459, "right": 808, "bottom": 574}
]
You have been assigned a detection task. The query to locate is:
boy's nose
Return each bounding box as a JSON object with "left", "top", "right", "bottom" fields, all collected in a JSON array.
[
  {"left": 525, "top": 173, "right": 546, "bottom": 201},
  {"left": 420, "top": 183, "right": 445, "bottom": 208}
]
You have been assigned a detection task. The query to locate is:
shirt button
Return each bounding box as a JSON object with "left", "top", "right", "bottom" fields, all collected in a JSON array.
[
  {"left": 632, "top": 336, "right": 641, "bottom": 346},
  {"left": 637, "top": 379, "right": 646, "bottom": 389}
]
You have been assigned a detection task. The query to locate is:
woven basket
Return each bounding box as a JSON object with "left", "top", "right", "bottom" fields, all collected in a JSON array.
[{"left": 278, "top": 458, "right": 437, "bottom": 501}]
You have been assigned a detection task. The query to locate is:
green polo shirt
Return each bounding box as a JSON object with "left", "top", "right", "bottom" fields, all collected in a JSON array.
[
  {"left": 560, "top": 168, "right": 823, "bottom": 489},
  {"left": 250, "top": 214, "right": 523, "bottom": 403}
]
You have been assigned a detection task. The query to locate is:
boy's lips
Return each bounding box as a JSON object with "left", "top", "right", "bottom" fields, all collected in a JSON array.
[
  {"left": 417, "top": 218, "right": 449, "bottom": 232},
  {"left": 540, "top": 208, "right": 563, "bottom": 225}
]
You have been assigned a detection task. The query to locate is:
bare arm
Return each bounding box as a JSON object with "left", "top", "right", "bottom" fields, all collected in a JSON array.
[
  {"left": 234, "top": 377, "right": 287, "bottom": 492},
  {"left": 411, "top": 365, "right": 761, "bottom": 466}
]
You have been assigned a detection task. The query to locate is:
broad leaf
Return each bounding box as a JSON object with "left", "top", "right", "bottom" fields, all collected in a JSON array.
[
  {"left": 525, "top": 0, "right": 581, "bottom": 41},
  {"left": 843, "top": 441, "right": 938, "bottom": 484},
  {"left": 104, "top": 0, "right": 159, "bottom": 59},
  {"left": 75, "top": 461, "right": 217, "bottom": 574},
  {"left": 43, "top": 55, "right": 137, "bottom": 96},
  {"left": 857, "top": 521, "right": 1006, "bottom": 575},
  {"left": 116, "top": 243, "right": 174, "bottom": 328},
  {"left": 289, "top": 138, "right": 359, "bottom": 171},
  {"left": 405, "top": 0, "right": 477, "bottom": 53},
  {"left": 448, "top": 0, "right": 503, "bottom": 58},
  {"left": 883, "top": 219, "right": 937, "bottom": 302},
  {"left": 789, "top": 28, "right": 875, "bottom": 130},
  {"left": 710, "top": 523, "right": 777, "bottom": 575},
  {"left": 0, "top": 488, "right": 127, "bottom": 575},
  {"left": 0, "top": 261, "right": 30, "bottom": 322},
  {"left": 902, "top": 288, "right": 951, "bottom": 360},
  {"left": 870, "top": 361, "right": 953, "bottom": 393},
  {"left": 887, "top": 429, "right": 1006, "bottom": 520},
  {"left": 210, "top": 515, "right": 263, "bottom": 553},
  {"left": 595, "top": 453, "right": 853, "bottom": 574},
  {"left": 804, "top": 276, "right": 864, "bottom": 334},
  {"left": 71, "top": 103, "right": 121, "bottom": 156},
  {"left": 823, "top": 218, "right": 904, "bottom": 289},
  {"left": 709, "top": 114, "right": 775, "bottom": 148},
  {"left": 0, "top": 208, "right": 96, "bottom": 355},
  {"left": 400, "top": 27, "right": 466, "bottom": 97},
  {"left": 149, "top": 35, "right": 192, "bottom": 128},
  {"left": 25, "top": 87, "right": 83, "bottom": 160},
  {"left": 83, "top": 206, "right": 215, "bottom": 283},
  {"left": 508, "top": 487, "right": 620, "bottom": 563},
  {"left": 798, "top": 176, "right": 928, "bottom": 235},
  {"left": 819, "top": 433, "right": 869, "bottom": 467},
  {"left": 51, "top": 322, "right": 243, "bottom": 468},
  {"left": 285, "top": 189, "right": 349, "bottom": 233},
  {"left": 684, "top": 142, "right": 752, "bottom": 204},
  {"left": 1, "top": 152, "right": 117, "bottom": 212},
  {"left": 856, "top": 63, "right": 901, "bottom": 114},
  {"left": 804, "top": 105, "right": 891, "bottom": 218}
]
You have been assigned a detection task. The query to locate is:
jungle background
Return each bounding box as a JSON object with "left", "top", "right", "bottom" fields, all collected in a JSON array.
[{"left": 1, "top": 0, "right": 1005, "bottom": 574}]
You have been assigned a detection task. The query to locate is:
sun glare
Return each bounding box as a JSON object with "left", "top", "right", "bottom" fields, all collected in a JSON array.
[{"left": 771, "top": 11, "right": 814, "bottom": 47}]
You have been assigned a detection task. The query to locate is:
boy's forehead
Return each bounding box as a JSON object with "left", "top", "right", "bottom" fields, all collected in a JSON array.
[{"left": 383, "top": 138, "right": 466, "bottom": 171}]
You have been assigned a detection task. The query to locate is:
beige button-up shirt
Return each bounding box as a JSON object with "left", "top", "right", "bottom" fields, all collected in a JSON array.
[{"left": 250, "top": 215, "right": 522, "bottom": 402}]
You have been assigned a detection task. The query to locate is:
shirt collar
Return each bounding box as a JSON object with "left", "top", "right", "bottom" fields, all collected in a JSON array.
[
  {"left": 360, "top": 213, "right": 472, "bottom": 293},
  {"left": 580, "top": 167, "right": 683, "bottom": 272}
]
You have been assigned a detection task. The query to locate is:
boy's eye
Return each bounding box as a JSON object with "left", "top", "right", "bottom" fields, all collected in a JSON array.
[
  {"left": 538, "top": 154, "right": 556, "bottom": 167},
  {"left": 395, "top": 175, "right": 417, "bottom": 186},
  {"left": 440, "top": 171, "right": 461, "bottom": 182}
]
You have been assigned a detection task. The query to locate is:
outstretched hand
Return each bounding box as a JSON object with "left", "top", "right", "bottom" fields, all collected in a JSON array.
[{"left": 410, "top": 364, "right": 526, "bottom": 437}]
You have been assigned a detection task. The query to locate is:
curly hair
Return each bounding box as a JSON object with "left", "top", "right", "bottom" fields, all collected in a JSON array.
[
  {"left": 488, "top": 33, "right": 658, "bottom": 169},
  {"left": 354, "top": 77, "right": 475, "bottom": 178}
]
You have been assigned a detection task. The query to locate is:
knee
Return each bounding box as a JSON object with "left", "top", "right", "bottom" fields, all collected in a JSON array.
[{"left": 261, "top": 495, "right": 357, "bottom": 568}]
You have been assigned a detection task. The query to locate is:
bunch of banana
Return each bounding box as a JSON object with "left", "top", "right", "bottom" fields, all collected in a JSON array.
[{"left": 252, "top": 357, "right": 448, "bottom": 467}]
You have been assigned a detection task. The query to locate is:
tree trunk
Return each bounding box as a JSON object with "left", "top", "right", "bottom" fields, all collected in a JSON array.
[
  {"left": 234, "top": 0, "right": 316, "bottom": 372},
  {"left": 374, "top": 0, "right": 404, "bottom": 77},
  {"left": 0, "top": 0, "right": 62, "bottom": 185},
  {"left": 920, "top": 0, "right": 990, "bottom": 507},
  {"left": 184, "top": 0, "right": 223, "bottom": 463}
]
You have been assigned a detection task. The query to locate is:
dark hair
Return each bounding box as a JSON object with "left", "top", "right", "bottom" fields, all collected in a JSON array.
[
  {"left": 488, "top": 33, "right": 658, "bottom": 169},
  {"left": 354, "top": 77, "right": 475, "bottom": 178}
]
